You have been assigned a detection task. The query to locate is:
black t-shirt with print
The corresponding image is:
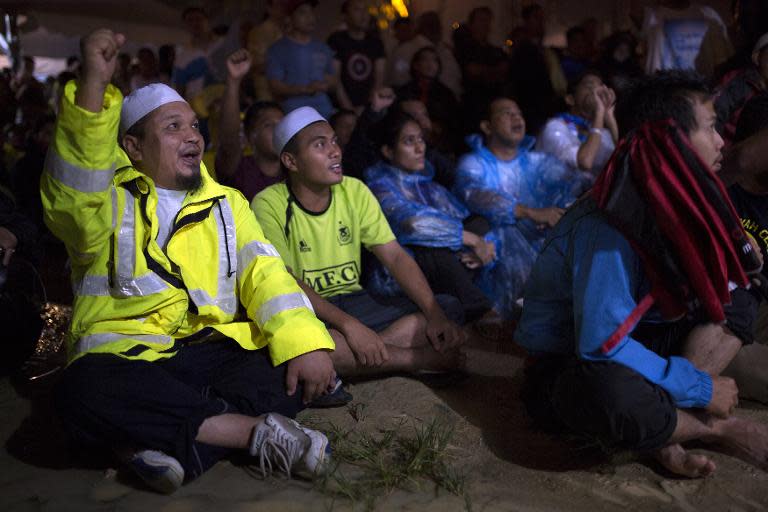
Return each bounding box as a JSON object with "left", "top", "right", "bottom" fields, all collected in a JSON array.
[
  {"left": 327, "top": 31, "right": 385, "bottom": 107},
  {"left": 729, "top": 183, "right": 768, "bottom": 282}
]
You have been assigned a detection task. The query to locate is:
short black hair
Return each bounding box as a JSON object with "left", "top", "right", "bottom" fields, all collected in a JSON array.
[
  {"left": 243, "top": 101, "right": 283, "bottom": 133},
  {"left": 566, "top": 69, "right": 603, "bottom": 96},
  {"left": 57, "top": 70, "right": 76, "bottom": 87},
  {"left": 602, "top": 30, "right": 637, "bottom": 56},
  {"left": 615, "top": 70, "right": 712, "bottom": 137},
  {"left": 370, "top": 110, "right": 418, "bottom": 152},
  {"left": 482, "top": 96, "right": 517, "bottom": 124},
  {"left": 734, "top": 93, "right": 768, "bottom": 143},
  {"left": 279, "top": 133, "right": 301, "bottom": 175}
]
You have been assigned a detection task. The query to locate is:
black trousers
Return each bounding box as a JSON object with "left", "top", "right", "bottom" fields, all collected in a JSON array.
[
  {"left": 521, "top": 317, "right": 695, "bottom": 452},
  {"left": 55, "top": 340, "right": 304, "bottom": 480},
  {"left": 521, "top": 288, "right": 759, "bottom": 452},
  {"left": 409, "top": 246, "right": 492, "bottom": 323},
  {"left": 522, "top": 356, "right": 678, "bottom": 452}
]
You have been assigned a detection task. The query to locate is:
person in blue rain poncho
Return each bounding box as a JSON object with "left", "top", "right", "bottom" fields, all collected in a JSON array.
[
  {"left": 453, "top": 97, "right": 588, "bottom": 318},
  {"left": 364, "top": 110, "right": 495, "bottom": 322}
]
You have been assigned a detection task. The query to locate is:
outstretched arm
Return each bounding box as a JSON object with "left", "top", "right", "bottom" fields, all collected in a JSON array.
[
  {"left": 217, "top": 49, "right": 251, "bottom": 180},
  {"left": 294, "top": 274, "right": 389, "bottom": 367},
  {"left": 370, "top": 240, "right": 465, "bottom": 351},
  {"left": 41, "top": 29, "right": 125, "bottom": 266}
]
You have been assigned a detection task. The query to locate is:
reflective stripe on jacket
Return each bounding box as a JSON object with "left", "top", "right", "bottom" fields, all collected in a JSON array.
[{"left": 42, "top": 81, "right": 334, "bottom": 365}]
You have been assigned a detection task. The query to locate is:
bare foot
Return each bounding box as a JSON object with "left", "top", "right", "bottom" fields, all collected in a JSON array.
[
  {"left": 709, "top": 416, "right": 768, "bottom": 470},
  {"left": 656, "top": 443, "right": 716, "bottom": 477}
]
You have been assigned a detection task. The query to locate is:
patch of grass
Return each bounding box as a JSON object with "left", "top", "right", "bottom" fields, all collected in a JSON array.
[
  {"left": 312, "top": 412, "right": 472, "bottom": 511},
  {"left": 347, "top": 402, "right": 367, "bottom": 423}
]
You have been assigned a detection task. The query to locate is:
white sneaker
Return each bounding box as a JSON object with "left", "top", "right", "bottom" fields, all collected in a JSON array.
[
  {"left": 249, "top": 413, "right": 331, "bottom": 479},
  {"left": 124, "top": 449, "right": 184, "bottom": 494}
]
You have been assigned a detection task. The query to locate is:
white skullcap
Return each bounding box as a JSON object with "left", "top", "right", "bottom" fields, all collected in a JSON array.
[
  {"left": 273, "top": 106, "right": 327, "bottom": 155},
  {"left": 120, "top": 83, "right": 187, "bottom": 138},
  {"left": 753, "top": 32, "right": 768, "bottom": 56}
]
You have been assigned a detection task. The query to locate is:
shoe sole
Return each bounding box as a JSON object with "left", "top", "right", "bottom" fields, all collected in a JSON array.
[
  {"left": 295, "top": 428, "right": 331, "bottom": 478},
  {"left": 129, "top": 452, "right": 184, "bottom": 494}
]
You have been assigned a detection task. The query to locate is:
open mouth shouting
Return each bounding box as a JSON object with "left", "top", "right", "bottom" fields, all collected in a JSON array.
[{"left": 179, "top": 146, "right": 202, "bottom": 168}]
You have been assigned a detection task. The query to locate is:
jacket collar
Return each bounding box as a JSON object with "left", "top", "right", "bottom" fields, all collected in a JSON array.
[
  {"left": 366, "top": 159, "right": 436, "bottom": 184},
  {"left": 465, "top": 133, "right": 536, "bottom": 163},
  {"left": 115, "top": 158, "right": 225, "bottom": 203}
]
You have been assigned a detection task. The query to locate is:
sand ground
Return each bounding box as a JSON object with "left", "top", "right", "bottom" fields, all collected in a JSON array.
[{"left": 2, "top": 343, "right": 768, "bottom": 512}]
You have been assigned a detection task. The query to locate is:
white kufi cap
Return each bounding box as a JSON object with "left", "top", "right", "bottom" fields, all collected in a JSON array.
[
  {"left": 120, "top": 83, "right": 187, "bottom": 138},
  {"left": 273, "top": 106, "right": 327, "bottom": 155}
]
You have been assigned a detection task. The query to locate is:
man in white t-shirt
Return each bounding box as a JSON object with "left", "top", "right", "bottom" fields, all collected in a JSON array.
[
  {"left": 536, "top": 72, "right": 617, "bottom": 185},
  {"left": 642, "top": 0, "right": 732, "bottom": 76}
]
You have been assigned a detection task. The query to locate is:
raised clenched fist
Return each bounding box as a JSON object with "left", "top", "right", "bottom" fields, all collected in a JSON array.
[
  {"left": 80, "top": 29, "right": 126, "bottom": 87},
  {"left": 226, "top": 49, "right": 252, "bottom": 82},
  {"left": 370, "top": 87, "right": 396, "bottom": 113}
]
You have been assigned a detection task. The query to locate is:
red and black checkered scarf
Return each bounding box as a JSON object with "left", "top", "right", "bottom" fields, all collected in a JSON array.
[{"left": 591, "top": 119, "right": 761, "bottom": 352}]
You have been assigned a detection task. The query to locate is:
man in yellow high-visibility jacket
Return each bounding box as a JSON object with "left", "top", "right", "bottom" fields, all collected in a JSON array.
[{"left": 43, "top": 29, "right": 336, "bottom": 494}]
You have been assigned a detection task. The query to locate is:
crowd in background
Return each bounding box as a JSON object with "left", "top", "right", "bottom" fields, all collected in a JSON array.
[
  {"left": 3, "top": 0, "right": 768, "bottom": 366},
  {"left": 6, "top": 0, "right": 768, "bottom": 491}
]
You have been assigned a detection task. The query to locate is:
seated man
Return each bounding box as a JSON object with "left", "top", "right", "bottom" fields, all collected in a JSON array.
[
  {"left": 536, "top": 71, "right": 618, "bottom": 187},
  {"left": 46, "top": 30, "right": 336, "bottom": 494},
  {"left": 517, "top": 70, "right": 768, "bottom": 477},
  {"left": 252, "top": 107, "right": 465, "bottom": 378},
  {"left": 723, "top": 92, "right": 768, "bottom": 401},
  {"left": 217, "top": 48, "right": 285, "bottom": 201},
  {"left": 453, "top": 97, "right": 587, "bottom": 318}
]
